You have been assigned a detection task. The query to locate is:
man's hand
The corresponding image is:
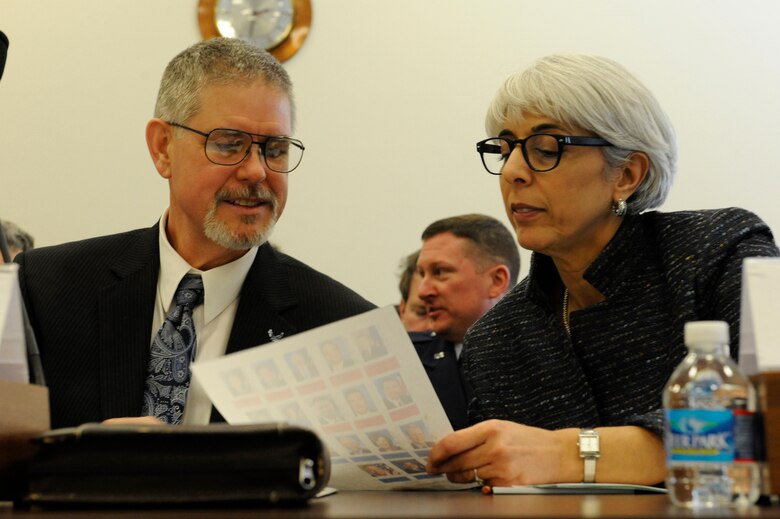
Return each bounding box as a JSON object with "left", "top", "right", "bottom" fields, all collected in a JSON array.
[{"left": 101, "top": 416, "right": 167, "bottom": 426}]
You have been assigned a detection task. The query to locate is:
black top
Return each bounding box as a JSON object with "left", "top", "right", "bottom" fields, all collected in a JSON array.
[{"left": 462, "top": 208, "right": 779, "bottom": 436}]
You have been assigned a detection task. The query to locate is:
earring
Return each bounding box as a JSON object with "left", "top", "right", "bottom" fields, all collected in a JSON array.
[{"left": 611, "top": 198, "right": 627, "bottom": 217}]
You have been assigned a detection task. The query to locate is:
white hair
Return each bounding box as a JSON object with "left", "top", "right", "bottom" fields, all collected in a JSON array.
[{"left": 486, "top": 54, "right": 677, "bottom": 213}]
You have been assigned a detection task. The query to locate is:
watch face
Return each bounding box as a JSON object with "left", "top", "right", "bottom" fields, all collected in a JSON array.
[
  {"left": 216, "top": 0, "right": 294, "bottom": 50},
  {"left": 580, "top": 437, "right": 599, "bottom": 453}
]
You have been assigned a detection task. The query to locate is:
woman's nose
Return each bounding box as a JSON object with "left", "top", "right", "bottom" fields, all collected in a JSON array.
[{"left": 500, "top": 147, "right": 532, "bottom": 184}]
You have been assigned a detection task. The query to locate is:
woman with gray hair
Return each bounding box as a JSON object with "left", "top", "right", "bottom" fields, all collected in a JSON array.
[{"left": 426, "top": 55, "right": 778, "bottom": 486}]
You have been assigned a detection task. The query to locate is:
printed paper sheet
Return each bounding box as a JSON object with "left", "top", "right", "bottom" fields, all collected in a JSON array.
[{"left": 192, "top": 306, "right": 464, "bottom": 490}]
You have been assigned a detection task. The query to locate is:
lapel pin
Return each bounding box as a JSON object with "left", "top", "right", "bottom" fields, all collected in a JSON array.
[
  {"left": 267, "top": 329, "right": 285, "bottom": 342},
  {"left": 434, "top": 351, "right": 445, "bottom": 360}
]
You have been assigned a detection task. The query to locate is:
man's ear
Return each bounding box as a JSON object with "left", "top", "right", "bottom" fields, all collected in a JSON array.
[
  {"left": 613, "top": 151, "right": 650, "bottom": 202},
  {"left": 398, "top": 298, "right": 407, "bottom": 316},
  {"left": 486, "top": 264, "right": 511, "bottom": 299},
  {"left": 146, "top": 118, "right": 174, "bottom": 179}
]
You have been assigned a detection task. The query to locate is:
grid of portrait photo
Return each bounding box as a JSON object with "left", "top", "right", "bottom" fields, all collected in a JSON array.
[{"left": 209, "top": 322, "right": 446, "bottom": 485}]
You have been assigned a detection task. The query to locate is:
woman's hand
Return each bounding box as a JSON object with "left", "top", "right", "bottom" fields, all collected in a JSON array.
[
  {"left": 426, "top": 421, "right": 666, "bottom": 486},
  {"left": 426, "top": 419, "right": 576, "bottom": 486}
]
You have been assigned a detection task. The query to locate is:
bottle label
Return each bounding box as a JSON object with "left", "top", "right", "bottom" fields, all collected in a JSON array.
[
  {"left": 666, "top": 409, "right": 734, "bottom": 463},
  {"left": 733, "top": 409, "right": 756, "bottom": 462}
]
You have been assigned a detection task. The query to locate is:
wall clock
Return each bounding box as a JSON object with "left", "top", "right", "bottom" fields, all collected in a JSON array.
[{"left": 198, "top": 0, "right": 312, "bottom": 62}]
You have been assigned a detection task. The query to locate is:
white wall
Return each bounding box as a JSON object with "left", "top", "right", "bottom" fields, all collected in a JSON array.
[{"left": 2, "top": 0, "right": 780, "bottom": 306}]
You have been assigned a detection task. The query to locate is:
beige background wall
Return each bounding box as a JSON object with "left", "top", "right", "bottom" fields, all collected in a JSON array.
[{"left": 2, "top": 1, "right": 779, "bottom": 306}]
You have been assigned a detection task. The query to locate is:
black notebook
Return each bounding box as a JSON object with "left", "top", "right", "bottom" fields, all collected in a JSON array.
[{"left": 23, "top": 422, "right": 330, "bottom": 505}]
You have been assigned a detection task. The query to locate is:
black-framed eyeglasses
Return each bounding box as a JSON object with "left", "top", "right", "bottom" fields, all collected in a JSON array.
[
  {"left": 168, "top": 122, "right": 305, "bottom": 173},
  {"left": 476, "top": 134, "right": 613, "bottom": 174}
]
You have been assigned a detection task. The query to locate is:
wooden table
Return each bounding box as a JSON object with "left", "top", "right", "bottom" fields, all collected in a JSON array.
[{"left": 2, "top": 491, "right": 780, "bottom": 518}]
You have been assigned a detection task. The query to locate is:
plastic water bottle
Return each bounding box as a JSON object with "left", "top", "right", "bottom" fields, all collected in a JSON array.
[{"left": 664, "top": 321, "right": 760, "bottom": 508}]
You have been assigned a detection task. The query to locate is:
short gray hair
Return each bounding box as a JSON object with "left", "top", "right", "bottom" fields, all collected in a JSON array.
[
  {"left": 486, "top": 54, "right": 677, "bottom": 214},
  {"left": 1, "top": 219, "right": 34, "bottom": 255},
  {"left": 154, "top": 37, "right": 295, "bottom": 129},
  {"left": 421, "top": 213, "right": 520, "bottom": 286}
]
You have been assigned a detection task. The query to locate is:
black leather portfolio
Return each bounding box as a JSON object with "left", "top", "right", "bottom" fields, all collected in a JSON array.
[{"left": 23, "top": 422, "right": 330, "bottom": 505}]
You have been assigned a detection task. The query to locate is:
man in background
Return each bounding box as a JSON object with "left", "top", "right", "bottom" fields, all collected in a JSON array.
[
  {"left": 396, "top": 250, "right": 429, "bottom": 331},
  {"left": 0, "top": 219, "right": 34, "bottom": 263},
  {"left": 16, "top": 38, "right": 373, "bottom": 428},
  {"left": 411, "top": 213, "right": 519, "bottom": 429}
]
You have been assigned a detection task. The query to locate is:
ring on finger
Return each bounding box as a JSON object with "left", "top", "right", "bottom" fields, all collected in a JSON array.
[{"left": 473, "top": 468, "right": 484, "bottom": 486}]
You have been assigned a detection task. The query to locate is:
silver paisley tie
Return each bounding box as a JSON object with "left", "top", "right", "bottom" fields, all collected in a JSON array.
[{"left": 142, "top": 274, "right": 204, "bottom": 424}]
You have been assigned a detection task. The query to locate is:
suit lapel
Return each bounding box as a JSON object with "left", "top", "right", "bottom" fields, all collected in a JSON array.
[
  {"left": 211, "top": 245, "right": 299, "bottom": 423},
  {"left": 94, "top": 236, "right": 298, "bottom": 419},
  {"left": 97, "top": 225, "right": 159, "bottom": 418},
  {"left": 225, "top": 244, "right": 299, "bottom": 354}
]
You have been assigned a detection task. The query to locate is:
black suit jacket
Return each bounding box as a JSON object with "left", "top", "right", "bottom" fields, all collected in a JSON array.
[
  {"left": 409, "top": 331, "right": 473, "bottom": 430},
  {"left": 16, "top": 224, "right": 375, "bottom": 428}
]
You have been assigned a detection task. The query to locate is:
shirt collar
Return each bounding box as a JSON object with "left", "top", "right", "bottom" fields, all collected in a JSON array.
[{"left": 157, "top": 212, "right": 258, "bottom": 324}]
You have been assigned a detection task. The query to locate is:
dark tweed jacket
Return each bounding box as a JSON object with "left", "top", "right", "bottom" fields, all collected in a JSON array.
[{"left": 462, "top": 208, "right": 779, "bottom": 436}]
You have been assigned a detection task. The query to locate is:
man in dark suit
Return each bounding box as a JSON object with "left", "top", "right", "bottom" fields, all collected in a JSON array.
[
  {"left": 15, "top": 38, "right": 373, "bottom": 428},
  {"left": 404, "top": 214, "right": 520, "bottom": 430},
  {"left": 379, "top": 376, "right": 413, "bottom": 409}
]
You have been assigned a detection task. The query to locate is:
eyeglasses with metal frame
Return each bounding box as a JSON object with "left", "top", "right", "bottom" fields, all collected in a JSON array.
[
  {"left": 476, "top": 134, "right": 613, "bottom": 174},
  {"left": 168, "top": 122, "right": 305, "bottom": 173}
]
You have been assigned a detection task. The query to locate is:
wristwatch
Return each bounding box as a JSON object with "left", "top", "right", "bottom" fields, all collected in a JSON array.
[{"left": 577, "top": 428, "right": 600, "bottom": 483}]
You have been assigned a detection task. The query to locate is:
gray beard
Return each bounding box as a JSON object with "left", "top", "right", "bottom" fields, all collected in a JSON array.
[{"left": 203, "top": 185, "right": 278, "bottom": 250}]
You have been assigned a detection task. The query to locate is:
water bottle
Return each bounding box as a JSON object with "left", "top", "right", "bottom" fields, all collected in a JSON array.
[{"left": 664, "top": 321, "right": 760, "bottom": 508}]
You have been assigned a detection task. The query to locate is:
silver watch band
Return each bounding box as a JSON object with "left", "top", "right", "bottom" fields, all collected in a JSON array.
[
  {"left": 583, "top": 457, "right": 596, "bottom": 483},
  {"left": 578, "top": 428, "right": 599, "bottom": 483}
]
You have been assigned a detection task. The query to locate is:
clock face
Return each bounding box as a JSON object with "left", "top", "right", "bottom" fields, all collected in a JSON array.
[
  {"left": 198, "top": 0, "right": 311, "bottom": 62},
  {"left": 215, "top": 0, "right": 295, "bottom": 50}
]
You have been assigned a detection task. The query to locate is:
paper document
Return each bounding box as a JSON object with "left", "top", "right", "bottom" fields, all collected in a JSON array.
[
  {"left": 193, "top": 306, "right": 464, "bottom": 490},
  {"left": 0, "top": 264, "right": 29, "bottom": 383},
  {"left": 739, "top": 258, "right": 780, "bottom": 373},
  {"left": 492, "top": 483, "right": 667, "bottom": 495}
]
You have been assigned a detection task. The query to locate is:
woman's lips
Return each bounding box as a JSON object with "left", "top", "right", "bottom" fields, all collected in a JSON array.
[{"left": 510, "top": 203, "right": 543, "bottom": 220}]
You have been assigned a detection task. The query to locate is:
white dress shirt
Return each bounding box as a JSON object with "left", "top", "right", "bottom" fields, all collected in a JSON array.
[
  {"left": 454, "top": 342, "right": 463, "bottom": 360},
  {"left": 152, "top": 214, "right": 258, "bottom": 425}
]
